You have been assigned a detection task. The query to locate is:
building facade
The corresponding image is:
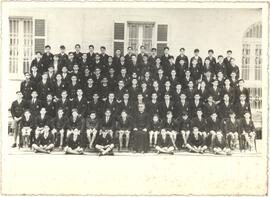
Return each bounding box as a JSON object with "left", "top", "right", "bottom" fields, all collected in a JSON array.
[{"left": 7, "top": 8, "right": 262, "bottom": 126}]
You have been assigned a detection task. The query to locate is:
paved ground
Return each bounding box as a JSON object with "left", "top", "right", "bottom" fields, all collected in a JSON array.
[{"left": 2, "top": 137, "right": 267, "bottom": 195}]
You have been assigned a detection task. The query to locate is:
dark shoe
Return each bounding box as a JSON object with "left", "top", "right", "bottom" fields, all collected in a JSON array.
[{"left": 11, "top": 143, "right": 17, "bottom": 148}]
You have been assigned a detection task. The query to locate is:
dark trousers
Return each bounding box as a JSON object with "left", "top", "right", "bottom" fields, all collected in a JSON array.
[{"left": 132, "top": 130, "right": 148, "bottom": 152}]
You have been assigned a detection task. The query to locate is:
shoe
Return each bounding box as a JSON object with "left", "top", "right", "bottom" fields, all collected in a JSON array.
[
  {"left": 169, "top": 151, "right": 174, "bottom": 155},
  {"left": 11, "top": 143, "right": 17, "bottom": 148},
  {"left": 98, "top": 152, "right": 103, "bottom": 157},
  {"left": 108, "top": 152, "right": 114, "bottom": 156}
]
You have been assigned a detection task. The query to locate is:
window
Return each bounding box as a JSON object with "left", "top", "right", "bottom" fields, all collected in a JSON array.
[
  {"left": 9, "top": 17, "right": 46, "bottom": 78},
  {"left": 248, "top": 88, "right": 262, "bottom": 110},
  {"left": 128, "top": 22, "right": 154, "bottom": 54},
  {"left": 9, "top": 18, "right": 33, "bottom": 76},
  {"left": 242, "top": 22, "right": 262, "bottom": 114},
  {"left": 242, "top": 22, "right": 262, "bottom": 81}
]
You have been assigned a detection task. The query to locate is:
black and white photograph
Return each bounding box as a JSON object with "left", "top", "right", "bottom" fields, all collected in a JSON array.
[{"left": 1, "top": 1, "right": 269, "bottom": 196}]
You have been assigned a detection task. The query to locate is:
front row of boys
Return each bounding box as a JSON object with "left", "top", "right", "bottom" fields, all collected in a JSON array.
[{"left": 19, "top": 99, "right": 256, "bottom": 156}]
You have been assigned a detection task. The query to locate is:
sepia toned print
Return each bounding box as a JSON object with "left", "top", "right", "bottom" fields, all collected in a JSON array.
[{"left": 1, "top": 2, "right": 268, "bottom": 196}]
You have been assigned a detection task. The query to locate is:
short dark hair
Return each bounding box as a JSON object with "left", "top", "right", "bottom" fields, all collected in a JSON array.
[
  {"left": 140, "top": 45, "right": 145, "bottom": 49},
  {"left": 45, "top": 45, "right": 51, "bottom": 49},
  {"left": 218, "top": 55, "right": 223, "bottom": 59},
  {"left": 227, "top": 50, "right": 232, "bottom": 53},
  {"left": 164, "top": 46, "right": 169, "bottom": 50},
  {"left": 100, "top": 46, "right": 106, "bottom": 50},
  {"left": 127, "top": 46, "right": 133, "bottom": 50},
  {"left": 194, "top": 49, "right": 199, "bottom": 53},
  {"left": 208, "top": 49, "right": 214, "bottom": 53},
  {"left": 180, "top": 48, "right": 185, "bottom": 51},
  {"left": 151, "top": 48, "right": 157, "bottom": 51},
  {"left": 36, "top": 51, "right": 42, "bottom": 55},
  {"left": 89, "top": 45, "right": 94, "bottom": 49},
  {"left": 60, "top": 45, "right": 65, "bottom": 50},
  {"left": 75, "top": 44, "right": 81, "bottom": 48},
  {"left": 68, "top": 52, "right": 74, "bottom": 55}
]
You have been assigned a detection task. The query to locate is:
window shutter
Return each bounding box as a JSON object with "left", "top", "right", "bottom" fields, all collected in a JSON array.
[
  {"left": 157, "top": 24, "right": 168, "bottom": 56},
  {"left": 113, "top": 22, "right": 125, "bottom": 55},
  {"left": 157, "top": 24, "right": 168, "bottom": 42},
  {"left": 157, "top": 43, "right": 167, "bottom": 57},
  {"left": 34, "top": 19, "right": 46, "bottom": 53}
]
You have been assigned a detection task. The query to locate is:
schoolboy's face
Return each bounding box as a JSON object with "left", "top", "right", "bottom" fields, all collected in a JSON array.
[
  {"left": 121, "top": 112, "right": 127, "bottom": 118},
  {"left": 71, "top": 76, "right": 77, "bottom": 82},
  {"left": 192, "top": 59, "right": 197, "bottom": 65},
  {"left": 211, "top": 113, "right": 217, "bottom": 120},
  {"left": 37, "top": 53, "right": 42, "bottom": 58},
  {"left": 54, "top": 56, "right": 59, "bottom": 61},
  {"left": 180, "top": 49, "right": 185, "bottom": 54},
  {"left": 109, "top": 94, "right": 114, "bottom": 100},
  {"left": 62, "top": 67, "right": 68, "bottom": 73},
  {"left": 208, "top": 97, "right": 213, "bottom": 102},
  {"left": 116, "top": 50, "right": 121, "bottom": 56},
  {"left": 208, "top": 52, "right": 213, "bottom": 56},
  {"left": 176, "top": 85, "right": 181, "bottom": 90},
  {"left": 164, "top": 49, "right": 169, "bottom": 54},
  {"left": 230, "top": 113, "right": 235, "bottom": 119},
  {"left": 140, "top": 47, "right": 145, "bottom": 53},
  {"left": 32, "top": 92, "right": 38, "bottom": 98},
  {"left": 153, "top": 116, "right": 158, "bottom": 122},
  {"left": 171, "top": 70, "right": 176, "bottom": 76},
  {"left": 31, "top": 67, "right": 37, "bottom": 72},
  {"left": 40, "top": 108, "right": 46, "bottom": 115},
  {"left": 62, "top": 92, "right": 67, "bottom": 98},
  {"left": 56, "top": 75, "right": 62, "bottom": 81},
  {"left": 17, "top": 92, "right": 23, "bottom": 99},
  {"left": 193, "top": 128, "right": 199, "bottom": 135},
  {"left": 164, "top": 95, "right": 170, "bottom": 100},
  {"left": 58, "top": 110, "right": 64, "bottom": 116},
  {"left": 244, "top": 113, "right": 250, "bottom": 119},
  {"left": 151, "top": 50, "right": 156, "bottom": 56},
  {"left": 42, "top": 74, "right": 48, "bottom": 80},
  {"left": 25, "top": 73, "right": 31, "bottom": 80},
  {"left": 72, "top": 111, "right": 78, "bottom": 117},
  {"left": 224, "top": 95, "right": 229, "bottom": 102},
  {"left": 132, "top": 56, "right": 136, "bottom": 62},
  {"left": 153, "top": 82, "right": 158, "bottom": 87},
  {"left": 132, "top": 79, "right": 137, "bottom": 85},
  {"left": 180, "top": 95, "right": 186, "bottom": 100},
  {"left": 105, "top": 111, "right": 111, "bottom": 116},
  {"left": 225, "top": 80, "right": 230, "bottom": 85},
  {"left": 77, "top": 90, "right": 83, "bottom": 96},
  {"left": 180, "top": 60, "right": 185, "bottom": 65},
  {"left": 194, "top": 95, "right": 200, "bottom": 100},
  {"left": 93, "top": 94, "right": 99, "bottom": 100},
  {"left": 183, "top": 114, "right": 188, "bottom": 119},
  {"left": 167, "top": 113, "right": 172, "bottom": 119},
  {"left": 138, "top": 105, "right": 145, "bottom": 112},
  {"left": 205, "top": 60, "right": 210, "bottom": 64},
  {"left": 69, "top": 54, "right": 74, "bottom": 59},
  {"left": 75, "top": 46, "right": 80, "bottom": 52},
  {"left": 152, "top": 94, "right": 157, "bottom": 100},
  {"left": 47, "top": 95, "right": 53, "bottom": 101},
  {"left": 156, "top": 58, "right": 161, "bottom": 64},
  {"left": 128, "top": 48, "right": 133, "bottom": 53},
  {"left": 73, "top": 65, "right": 79, "bottom": 70},
  {"left": 240, "top": 95, "right": 246, "bottom": 101},
  {"left": 25, "top": 111, "right": 31, "bottom": 117},
  {"left": 82, "top": 54, "right": 87, "bottom": 59},
  {"left": 123, "top": 94, "right": 129, "bottom": 100},
  {"left": 45, "top": 47, "right": 50, "bottom": 53},
  {"left": 108, "top": 57, "right": 113, "bottom": 63},
  {"left": 138, "top": 95, "right": 143, "bottom": 100},
  {"left": 120, "top": 56, "right": 125, "bottom": 61},
  {"left": 218, "top": 57, "right": 223, "bottom": 62},
  {"left": 89, "top": 47, "right": 94, "bottom": 52},
  {"left": 87, "top": 79, "right": 93, "bottom": 84},
  {"left": 197, "top": 111, "right": 202, "bottom": 116},
  {"left": 60, "top": 48, "right": 65, "bottom": 53},
  {"left": 90, "top": 113, "right": 96, "bottom": 119}
]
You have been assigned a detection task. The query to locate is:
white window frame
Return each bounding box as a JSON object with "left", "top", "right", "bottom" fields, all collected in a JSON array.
[
  {"left": 126, "top": 21, "right": 155, "bottom": 55},
  {"left": 9, "top": 16, "right": 47, "bottom": 81}
]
